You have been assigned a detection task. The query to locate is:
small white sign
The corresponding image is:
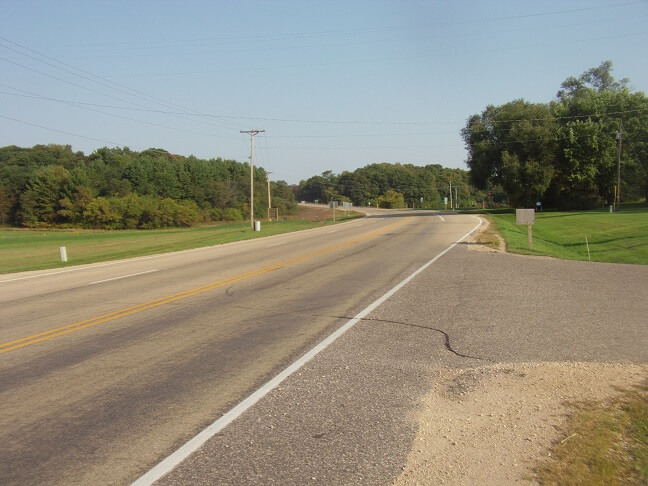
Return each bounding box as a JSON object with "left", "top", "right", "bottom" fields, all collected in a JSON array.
[{"left": 515, "top": 209, "right": 535, "bottom": 225}]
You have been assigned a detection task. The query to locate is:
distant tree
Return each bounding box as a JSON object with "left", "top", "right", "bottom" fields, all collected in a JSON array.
[
  {"left": 376, "top": 189, "right": 405, "bottom": 208},
  {"left": 83, "top": 197, "right": 120, "bottom": 228},
  {"left": 0, "top": 187, "right": 11, "bottom": 224},
  {"left": 299, "top": 173, "right": 337, "bottom": 202},
  {"left": 557, "top": 60, "right": 629, "bottom": 100},
  {"left": 18, "top": 165, "right": 71, "bottom": 226}
]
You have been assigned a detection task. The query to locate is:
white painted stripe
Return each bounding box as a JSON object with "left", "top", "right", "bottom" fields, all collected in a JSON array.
[
  {"left": 268, "top": 242, "right": 285, "bottom": 247},
  {"left": 437, "top": 215, "right": 445, "bottom": 222},
  {"left": 88, "top": 269, "right": 159, "bottom": 286},
  {"left": 0, "top": 216, "right": 372, "bottom": 284},
  {"left": 0, "top": 260, "right": 157, "bottom": 283},
  {"left": 132, "top": 217, "right": 482, "bottom": 486}
]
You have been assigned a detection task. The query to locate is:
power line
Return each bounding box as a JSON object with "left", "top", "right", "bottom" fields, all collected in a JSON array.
[
  {"left": 23, "top": 0, "right": 645, "bottom": 51},
  {"left": 0, "top": 86, "right": 241, "bottom": 139},
  {"left": 0, "top": 113, "right": 144, "bottom": 149},
  {"left": 39, "top": 14, "right": 648, "bottom": 60},
  {"left": 0, "top": 56, "right": 241, "bottom": 134},
  {"left": 2, "top": 85, "right": 645, "bottom": 138},
  {"left": 0, "top": 36, "right": 245, "bottom": 131},
  {"left": 4, "top": 27, "right": 647, "bottom": 80}
]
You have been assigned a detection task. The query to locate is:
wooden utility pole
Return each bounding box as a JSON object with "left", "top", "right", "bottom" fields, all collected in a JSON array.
[
  {"left": 241, "top": 129, "right": 265, "bottom": 229},
  {"left": 449, "top": 181, "right": 453, "bottom": 210},
  {"left": 266, "top": 172, "right": 272, "bottom": 222},
  {"left": 616, "top": 120, "right": 623, "bottom": 211}
]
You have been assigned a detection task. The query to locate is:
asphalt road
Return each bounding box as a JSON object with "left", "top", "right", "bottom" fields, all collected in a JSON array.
[{"left": 0, "top": 210, "right": 481, "bottom": 485}]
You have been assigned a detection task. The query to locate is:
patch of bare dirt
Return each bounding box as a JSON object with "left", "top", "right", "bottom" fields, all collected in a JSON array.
[
  {"left": 465, "top": 217, "right": 506, "bottom": 253},
  {"left": 290, "top": 203, "right": 365, "bottom": 222},
  {"left": 393, "top": 362, "right": 648, "bottom": 485},
  {"left": 292, "top": 204, "right": 334, "bottom": 221}
]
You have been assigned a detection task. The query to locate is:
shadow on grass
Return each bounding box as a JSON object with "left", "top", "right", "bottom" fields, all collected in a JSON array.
[{"left": 560, "top": 235, "right": 635, "bottom": 247}]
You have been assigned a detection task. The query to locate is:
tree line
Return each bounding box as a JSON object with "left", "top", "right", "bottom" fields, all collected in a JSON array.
[
  {"left": 462, "top": 61, "right": 648, "bottom": 208},
  {"left": 0, "top": 145, "right": 297, "bottom": 229},
  {"left": 296, "top": 164, "right": 492, "bottom": 209}
]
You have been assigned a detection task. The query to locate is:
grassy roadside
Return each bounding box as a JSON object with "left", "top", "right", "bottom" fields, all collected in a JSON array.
[
  {"left": 0, "top": 210, "right": 362, "bottom": 274},
  {"left": 485, "top": 206, "right": 648, "bottom": 264},
  {"left": 536, "top": 382, "right": 648, "bottom": 485}
]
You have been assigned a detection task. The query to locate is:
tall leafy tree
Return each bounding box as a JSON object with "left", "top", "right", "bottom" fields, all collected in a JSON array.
[
  {"left": 552, "top": 61, "right": 648, "bottom": 206},
  {"left": 462, "top": 100, "right": 557, "bottom": 206},
  {"left": 463, "top": 61, "right": 648, "bottom": 208}
]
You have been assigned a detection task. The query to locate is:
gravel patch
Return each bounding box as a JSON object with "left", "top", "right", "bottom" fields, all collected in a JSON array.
[{"left": 394, "top": 362, "right": 648, "bottom": 485}]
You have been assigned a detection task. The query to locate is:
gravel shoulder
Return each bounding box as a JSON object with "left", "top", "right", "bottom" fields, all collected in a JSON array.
[{"left": 394, "top": 362, "right": 648, "bottom": 485}]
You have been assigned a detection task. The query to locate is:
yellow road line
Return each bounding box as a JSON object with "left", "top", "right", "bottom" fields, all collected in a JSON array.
[{"left": 0, "top": 217, "right": 413, "bottom": 355}]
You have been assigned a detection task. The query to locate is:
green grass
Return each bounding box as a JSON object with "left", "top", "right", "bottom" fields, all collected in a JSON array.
[
  {"left": 0, "top": 215, "right": 360, "bottom": 274},
  {"left": 487, "top": 206, "right": 648, "bottom": 264},
  {"left": 536, "top": 382, "right": 648, "bottom": 485}
]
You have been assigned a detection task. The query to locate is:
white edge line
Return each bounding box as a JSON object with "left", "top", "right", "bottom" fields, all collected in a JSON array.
[
  {"left": 88, "top": 269, "right": 159, "bottom": 286},
  {"left": 0, "top": 214, "right": 373, "bottom": 284},
  {"left": 132, "top": 216, "right": 483, "bottom": 486},
  {"left": 268, "top": 242, "right": 285, "bottom": 247},
  {"left": 437, "top": 215, "right": 446, "bottom": 222}
]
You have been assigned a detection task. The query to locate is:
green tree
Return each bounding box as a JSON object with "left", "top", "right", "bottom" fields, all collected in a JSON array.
[
  {"left": 376, "top": 189, "right": 405, "bottom": 208},
  {"left": 551, "top": 61, "right": 648, "bottom": 206},
  {"left": 18, "top": 165, "right": 71, "bottom": 226},
  {"left": 299, "top": 172, "right": 338, "bottom": 202},
  {"left": 462, "top": 100, "right": 557, "bottom": 206},
  {"left": 83, "top": 197, "right": 120, "bottom": 228}
]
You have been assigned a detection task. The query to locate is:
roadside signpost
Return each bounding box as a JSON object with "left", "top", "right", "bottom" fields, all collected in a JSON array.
[
  {"left": 342, "top": 201, "right": 352, "bottom": 218},
  {"left": 516, "top": 209, "right": 535, "bottom": 247},
  {"left": 329, "top": 201, "right": 339, "bottom": 222}
]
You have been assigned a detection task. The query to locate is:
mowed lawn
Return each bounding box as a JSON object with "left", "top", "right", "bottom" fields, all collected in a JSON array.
[
  {"left": 0, "top": 210, "right": 359, "bottom": 274},
  {"left": 488, "top": 205, "right": 648, "bottom": 265}
]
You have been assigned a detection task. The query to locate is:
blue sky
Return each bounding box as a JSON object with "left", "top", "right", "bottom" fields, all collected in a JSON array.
[{"left": 1, "top": 0, "right": 647, "bottom": 184}]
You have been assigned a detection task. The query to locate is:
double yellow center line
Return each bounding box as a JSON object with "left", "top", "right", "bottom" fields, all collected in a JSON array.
[{"left": 0, "top": 217, "right": 412, "bottom": 355}]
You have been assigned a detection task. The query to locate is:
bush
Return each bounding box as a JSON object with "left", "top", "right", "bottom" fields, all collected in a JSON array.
[
  {"left": 173, "top": 200, "right": 201, "bottom": 227},
  {"left": 221, "top": 207, "right": 244, "bottom": 221},
  {"left": 376, "top": 189, "right": 406, "bottom": 208},
  {"left": 83, "top": 197, "right": 121, "bottom": 228}
]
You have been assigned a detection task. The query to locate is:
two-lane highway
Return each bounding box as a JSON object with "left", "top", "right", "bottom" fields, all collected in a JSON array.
[{"left": 0, "top": 210, "right": 480, "bottom": 485}]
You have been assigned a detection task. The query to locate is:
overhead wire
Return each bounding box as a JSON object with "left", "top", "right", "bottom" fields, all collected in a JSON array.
[
  {"left": 2, "top": 84, "right": 645, "bottom": 141},
  {"left": 0, "top": 85, "right": 241, "bottom": 139},
  {"left": 0, "top": 113, "right": 145, "bottom": 150},
  {"left": 0, "top": 56, "right": 239, "bottom": 133},
  {"left": 25, "top": 0, "right": 645, "bottom": 52},
  {"left": 0, "top": 36, "right": 246, "bottom": 131},
  {"left": 41, "top": 13, "right": 648, "bottom": 60}
]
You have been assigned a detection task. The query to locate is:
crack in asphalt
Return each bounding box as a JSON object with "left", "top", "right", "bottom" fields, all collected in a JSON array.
[
  {"left": 360, "top": 317, "right": 494, "bottom": 362},
  {"left": 314, "top": 314, "right": 493, "bottom": 362}
]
